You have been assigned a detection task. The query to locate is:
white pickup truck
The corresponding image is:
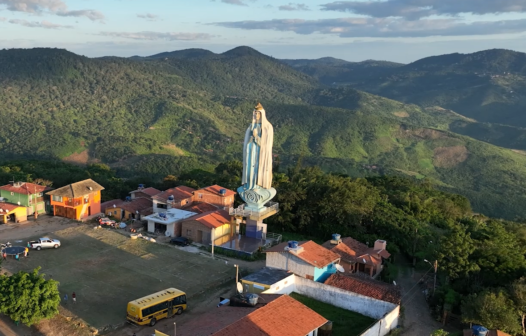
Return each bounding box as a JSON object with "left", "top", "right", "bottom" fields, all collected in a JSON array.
[{"left": 30, "top": 238, "right": 61, "bottom": 250}]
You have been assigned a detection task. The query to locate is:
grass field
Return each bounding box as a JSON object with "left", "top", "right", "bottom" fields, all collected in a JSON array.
[
  {"left": 2, "top": 225, "right": 233, "bottom": 330},
  {"left": 290, "top": 292, "right": 375, "bottom": 336}
]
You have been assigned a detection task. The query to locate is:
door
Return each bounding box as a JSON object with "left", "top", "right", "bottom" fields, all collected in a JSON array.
[{"left": 197, "top": 230, "right": 203, "bottom": 243}]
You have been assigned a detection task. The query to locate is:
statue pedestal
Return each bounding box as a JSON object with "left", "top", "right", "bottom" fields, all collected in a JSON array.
[{"left": 237, "top": 186, "right": 276, "bottom": 212}]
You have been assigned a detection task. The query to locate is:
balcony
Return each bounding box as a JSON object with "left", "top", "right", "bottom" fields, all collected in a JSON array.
[
  {"left": 65, "top": 198, "right": 83, "bottom": 207},
  {"left": 228, "top": 202, "right": 279, "bottom": 220}
]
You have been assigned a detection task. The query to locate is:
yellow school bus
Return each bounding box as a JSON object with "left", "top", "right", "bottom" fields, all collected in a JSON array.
[{"left": 126, "top": 288, "right": 187, "bottom": 326}]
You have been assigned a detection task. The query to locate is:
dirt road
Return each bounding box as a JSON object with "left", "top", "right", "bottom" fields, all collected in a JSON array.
[{"left": 397, "top": 264, "right": 442, "bottom": 336}]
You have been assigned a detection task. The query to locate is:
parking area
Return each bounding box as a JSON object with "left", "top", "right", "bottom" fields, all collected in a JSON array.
[{"left": 1, "top": 222, "right": 234, "bottom": 331}]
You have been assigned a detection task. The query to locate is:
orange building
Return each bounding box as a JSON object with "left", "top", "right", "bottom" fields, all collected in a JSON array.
[{"left": 46, "top": 179, "right": 104, "bottom": 220}]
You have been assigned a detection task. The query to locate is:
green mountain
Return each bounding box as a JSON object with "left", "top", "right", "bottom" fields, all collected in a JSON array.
[{"left": 2, "top": 47, "right": 526, "bottom": 219}]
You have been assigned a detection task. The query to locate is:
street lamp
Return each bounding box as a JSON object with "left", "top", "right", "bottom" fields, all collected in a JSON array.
[{"left": 424, "top": 259, "right": 438, "bottom": 295}]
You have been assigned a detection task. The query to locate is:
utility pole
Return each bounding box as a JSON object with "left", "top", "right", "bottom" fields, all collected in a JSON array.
[
  {"left": 424, "top": 259, "right": 438, "bottom": 295},
  {"left": 211, "top": 228, "right": 215, "bottom": 259},
  {"left": 234, "top": 264, "right": 239, "bottom": 284},
  {"left": 413, "top": 228, "right": 418, "bottom": 267},
  {"left": 174, "top": 322, "right": 176, "bottom": 336}
]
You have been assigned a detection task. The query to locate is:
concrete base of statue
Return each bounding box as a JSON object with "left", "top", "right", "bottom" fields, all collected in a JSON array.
[{"left": 237, "top": 185, "right": 276, "bottom": 211}]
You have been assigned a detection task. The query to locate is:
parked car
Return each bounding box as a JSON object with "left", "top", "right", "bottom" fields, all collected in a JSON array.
[
  {"left": 170, "top": 237, "right": 190, "bottom": 246},
  {"left": 99, "top": 217, "right": 116, "bottom": 226},
  {"left": 30, "top": 238, "right": 61, "bottom": 250}
]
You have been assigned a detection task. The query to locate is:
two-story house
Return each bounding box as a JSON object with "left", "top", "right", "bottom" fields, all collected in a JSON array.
[
  {"left": 129, "top": 184, "right": 161, "bottom": 200},
  {"left": 265, "top": 240, "right": 341, "bottom": 282},
  {"left": 0, "top": 182, "right": 50, "bottom": 216},
  {"left": 322, "top": 236, "right": 391, "bottom": 278},
  {"left": 193, "top": 185, "right": 236, "bottom": 208},
  {"left": 46, "top": 179, "right": 104, "bottom": 220},
  {"left": 151, "top": 186, "right": 196, "bottom": 213}
]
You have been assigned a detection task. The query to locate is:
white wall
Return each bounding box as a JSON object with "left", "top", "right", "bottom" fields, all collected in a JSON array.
[
  {"left": 263, "top": 275, "right": 398, "bottom": 319},
  {"left": 266, "top": 252, "right": 314, "bottom": 278},
  {"left": 148, "top": 220, "right": 155, "bottom": 233},
  {"left": 359, "top": 306, "right": 399, "bottom": 336},
  {"left": 268, "top": 274, "right": 295, "bottom": 293}
]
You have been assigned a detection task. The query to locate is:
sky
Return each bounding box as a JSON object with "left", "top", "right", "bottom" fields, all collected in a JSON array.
[{"left": 1, "top": 0, "right": 526, "bottom": 63}]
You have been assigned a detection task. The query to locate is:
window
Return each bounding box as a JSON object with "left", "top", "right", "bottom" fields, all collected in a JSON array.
[
  {"left": 141, "top": 301, "right": 169, "bottom": 317},
  {"left": 172, "top": 295, "right": 186, "bottom": 305},
  {"left": 38, "top": 192, "right": 43, "bottom": 197},
  {"left": 157, "top": 203, "right": 167, "bottom": 209},
  {"left": 186, "top": 229, "right": 192, "bottom": 236},
  {"left": 52, "top": 195, "right": 62, "bottom": 202},
  {"left": 198, "top": 193, "right": 203, "bottom": 199}
]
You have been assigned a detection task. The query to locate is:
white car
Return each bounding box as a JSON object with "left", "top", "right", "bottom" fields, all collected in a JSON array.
[{"left": 30, "top": 238, "right": 61, "bottom": 250}]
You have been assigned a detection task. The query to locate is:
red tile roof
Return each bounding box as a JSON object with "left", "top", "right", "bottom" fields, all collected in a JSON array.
[
  {"left": 322, "top": 237, "right": 389, "bottom": 266},
  {"left": 265, "top": 241, "right": 340, "bottom": 268},
  {"left": 181, "top": 202, "right": 219, "bottom": 214},
  {"left": 116, "top": 198, "right": 152, "bottom": 213},
  {"left": 130, "top": 187, "right": 161, "bottom": 197},
  {"left": 0, "top": 202, "right": 25, "bottom": 213},
  {"left": 197, "top": 185, "right": 236, "bottom": 197},
  {"left": 101, "top": 199, "right": 125, "bottom": 212},
  {"left": 0, "top": 182, "right": 50, "bottom": 195},
  {"left": 187, "top": 209, "right": 230, "bottom": 229},
  {"left": 152, "top": 186, "right": 195, "bottom": 202},
  {"left": 325, "top": 273, "right": 401, "bottom": 304},
  {"left": 177, "top": 294, "right": 282, "bottom": 336},
  {"left": 212, "top": 295, "right": 327, "bottom": 336}
]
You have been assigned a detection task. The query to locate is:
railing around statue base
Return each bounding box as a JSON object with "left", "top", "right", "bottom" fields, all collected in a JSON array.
[
  {"left": 266, "top": 232, "right": 282, "bottom": 246},
  {"left": 228, "top": 202, "right": 279, "bottom": 220}
]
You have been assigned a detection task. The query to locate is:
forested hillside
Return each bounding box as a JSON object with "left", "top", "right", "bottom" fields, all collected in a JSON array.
[{"left": 3, "top": 47, "right": 526, "bottom": 219}]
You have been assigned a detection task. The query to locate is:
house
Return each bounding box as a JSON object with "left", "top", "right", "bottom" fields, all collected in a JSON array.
[
  {"left": 177, "top": 294, "right": 328, "bottom": 336},
  {"left": 46, "top": 179, "right": 104, "bottom": 220},
  {"left": 101, "top": 199, "right": 125, "bottom": 214},
  {"left": 152, "top": 186, "right": 195, "bottom": 213},
  {"left": 193, "top": 185, "right": 235, "bottom": 208},
  {"left": 104, "top": 198, "right": 153, "bottom": 221},
  {"left": 181, "top": 202, "right": 219, "bottom": 214},
  {"left": 324, "top": 272, "right": 401, "bottom": 305},
  {"left": 129, "top": 185, "right": 161, "bottom": 200},
  {"left": 322, "top": 236, "right": 390, "bottom": 278},
  {"left": 143, "top": 208, "right": 198, "bottom": 237},
  {"left": 241, "top": 267, "right": 293, "bottom": 294},
  {"left": 265, "top": 241, "right": 341, "bottom": 282},
  {"left": 0, "top": 202, "right": 28, "bottom": 224},
  {"left": 181, "top": 209, "right": 233, "bottom": 245},
  {"left": 0, "top": 182, "right": 51, "bottom": 216}
]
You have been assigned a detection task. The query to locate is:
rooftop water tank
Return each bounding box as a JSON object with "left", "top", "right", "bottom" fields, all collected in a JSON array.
[
  {"left": 219, "top": 188, "right": 227, "bottom": 195},
  {"left": 125, "top": 196, "right": 131, "bottom": 202},
  {"left": 138, "top": 184, "right": 145, "bottom": 189},
  {"left": 288, "top": 241, "right": 299, "bottom": 249},
  {"left": 245, "top": 293, "right": 259, "bottom": 306},
  {"left": 472, "top": 325, "right": 489, "bottom": 336},
  {"left": 332, "top": 234, "right": 341, "bottom": 241},
  {"left": 168, "top": 195, "right": 174, "bottom": 201}
]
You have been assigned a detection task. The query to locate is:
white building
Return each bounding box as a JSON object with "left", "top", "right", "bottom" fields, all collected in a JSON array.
[{"left": 143, "top": 208, "right": 197, "bottom": 237}]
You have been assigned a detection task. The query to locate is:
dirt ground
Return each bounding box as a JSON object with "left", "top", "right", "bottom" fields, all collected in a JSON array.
[{"left": 0, "top": 216, "right": 265, "bottom": 336}]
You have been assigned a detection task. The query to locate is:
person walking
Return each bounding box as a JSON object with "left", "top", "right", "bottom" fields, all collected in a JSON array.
[
  {"left": 2, "top": 251, "right": 6, "bottom": 260},
  {"left": 15, "top": 254, "right": 19, "bottom": 261},
  {"left": 72, "top": 292, "right": 76, "bottom": 303},
  {"left": 24, "top": 247, "right": 28, "bottom": 257},
  {"left": 64, "top": 293, "right": 68, "bottom": 302}
]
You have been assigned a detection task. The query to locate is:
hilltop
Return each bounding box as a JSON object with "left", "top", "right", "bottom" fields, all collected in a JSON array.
[{"left": 2, "top": 47, "right": 526, "bottom": 218}]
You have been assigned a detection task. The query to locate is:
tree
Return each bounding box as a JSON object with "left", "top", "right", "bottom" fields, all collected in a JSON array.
[
  {"left": 0, "top": 267, "right": 61, "bottom": 326},
  {"left": 510, "top": 277, "right": 526, "bottom": 335},
  {"left": 431, "top": 330, "right": 449, "bottom": 336},
  {"left": 437, "top": 222, "right": 479, "bottom": 279},
  {"left": 462, "top": 289, "right": 521, "bottom": 334}
]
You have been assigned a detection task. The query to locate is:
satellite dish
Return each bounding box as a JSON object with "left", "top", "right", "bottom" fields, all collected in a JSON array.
[
  {"left": 165, "top": 231, "right": 171, "bottom": 237},
  {"left": 236, "top": 282, "right": 243, "bottom": 294},
  {"left": 362, "top": 258, "right": 366, "bottom": 263},
  {"left": 336, "top": 264, "right": 345, "bottom": 272},
  {"left": 113, "top": 204, "right": 116, "bottom": 208},
  {"left": 393, "top": 281, "right": 397, "bottom": 286}
]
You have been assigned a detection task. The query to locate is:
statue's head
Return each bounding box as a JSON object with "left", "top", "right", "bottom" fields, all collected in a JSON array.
[{"left": 253, "top": 110, "right": 261, "bottom": 122}]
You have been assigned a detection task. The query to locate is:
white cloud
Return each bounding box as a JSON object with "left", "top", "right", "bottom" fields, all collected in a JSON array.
[
  {"left": 0, "top": 0, "right": 104, "bottom": 21},
  {"left": 279, "top": 3, "right": 309, "bottom": 11},
  {"left": 99, "top": 31, "right": 216, "bottom": 41},
  {"left": 9, "top": 18, "right": 72, "bottom": 29},
  {"left": 214, "top": 17, "right": 526, "bottom": 38},
  {"left": 221, "top": 0, "right": 248, "bottom": 6},
  {"left": 321, "top": 0, "right": 526, "bottom": 19},
  {"left": 137, "top": 13, "right": 160, "bottom": 21}
]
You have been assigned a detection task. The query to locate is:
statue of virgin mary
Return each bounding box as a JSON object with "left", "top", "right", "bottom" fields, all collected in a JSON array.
[{"left": 238, "top": 103, "right": 276, "bottom": 209}]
